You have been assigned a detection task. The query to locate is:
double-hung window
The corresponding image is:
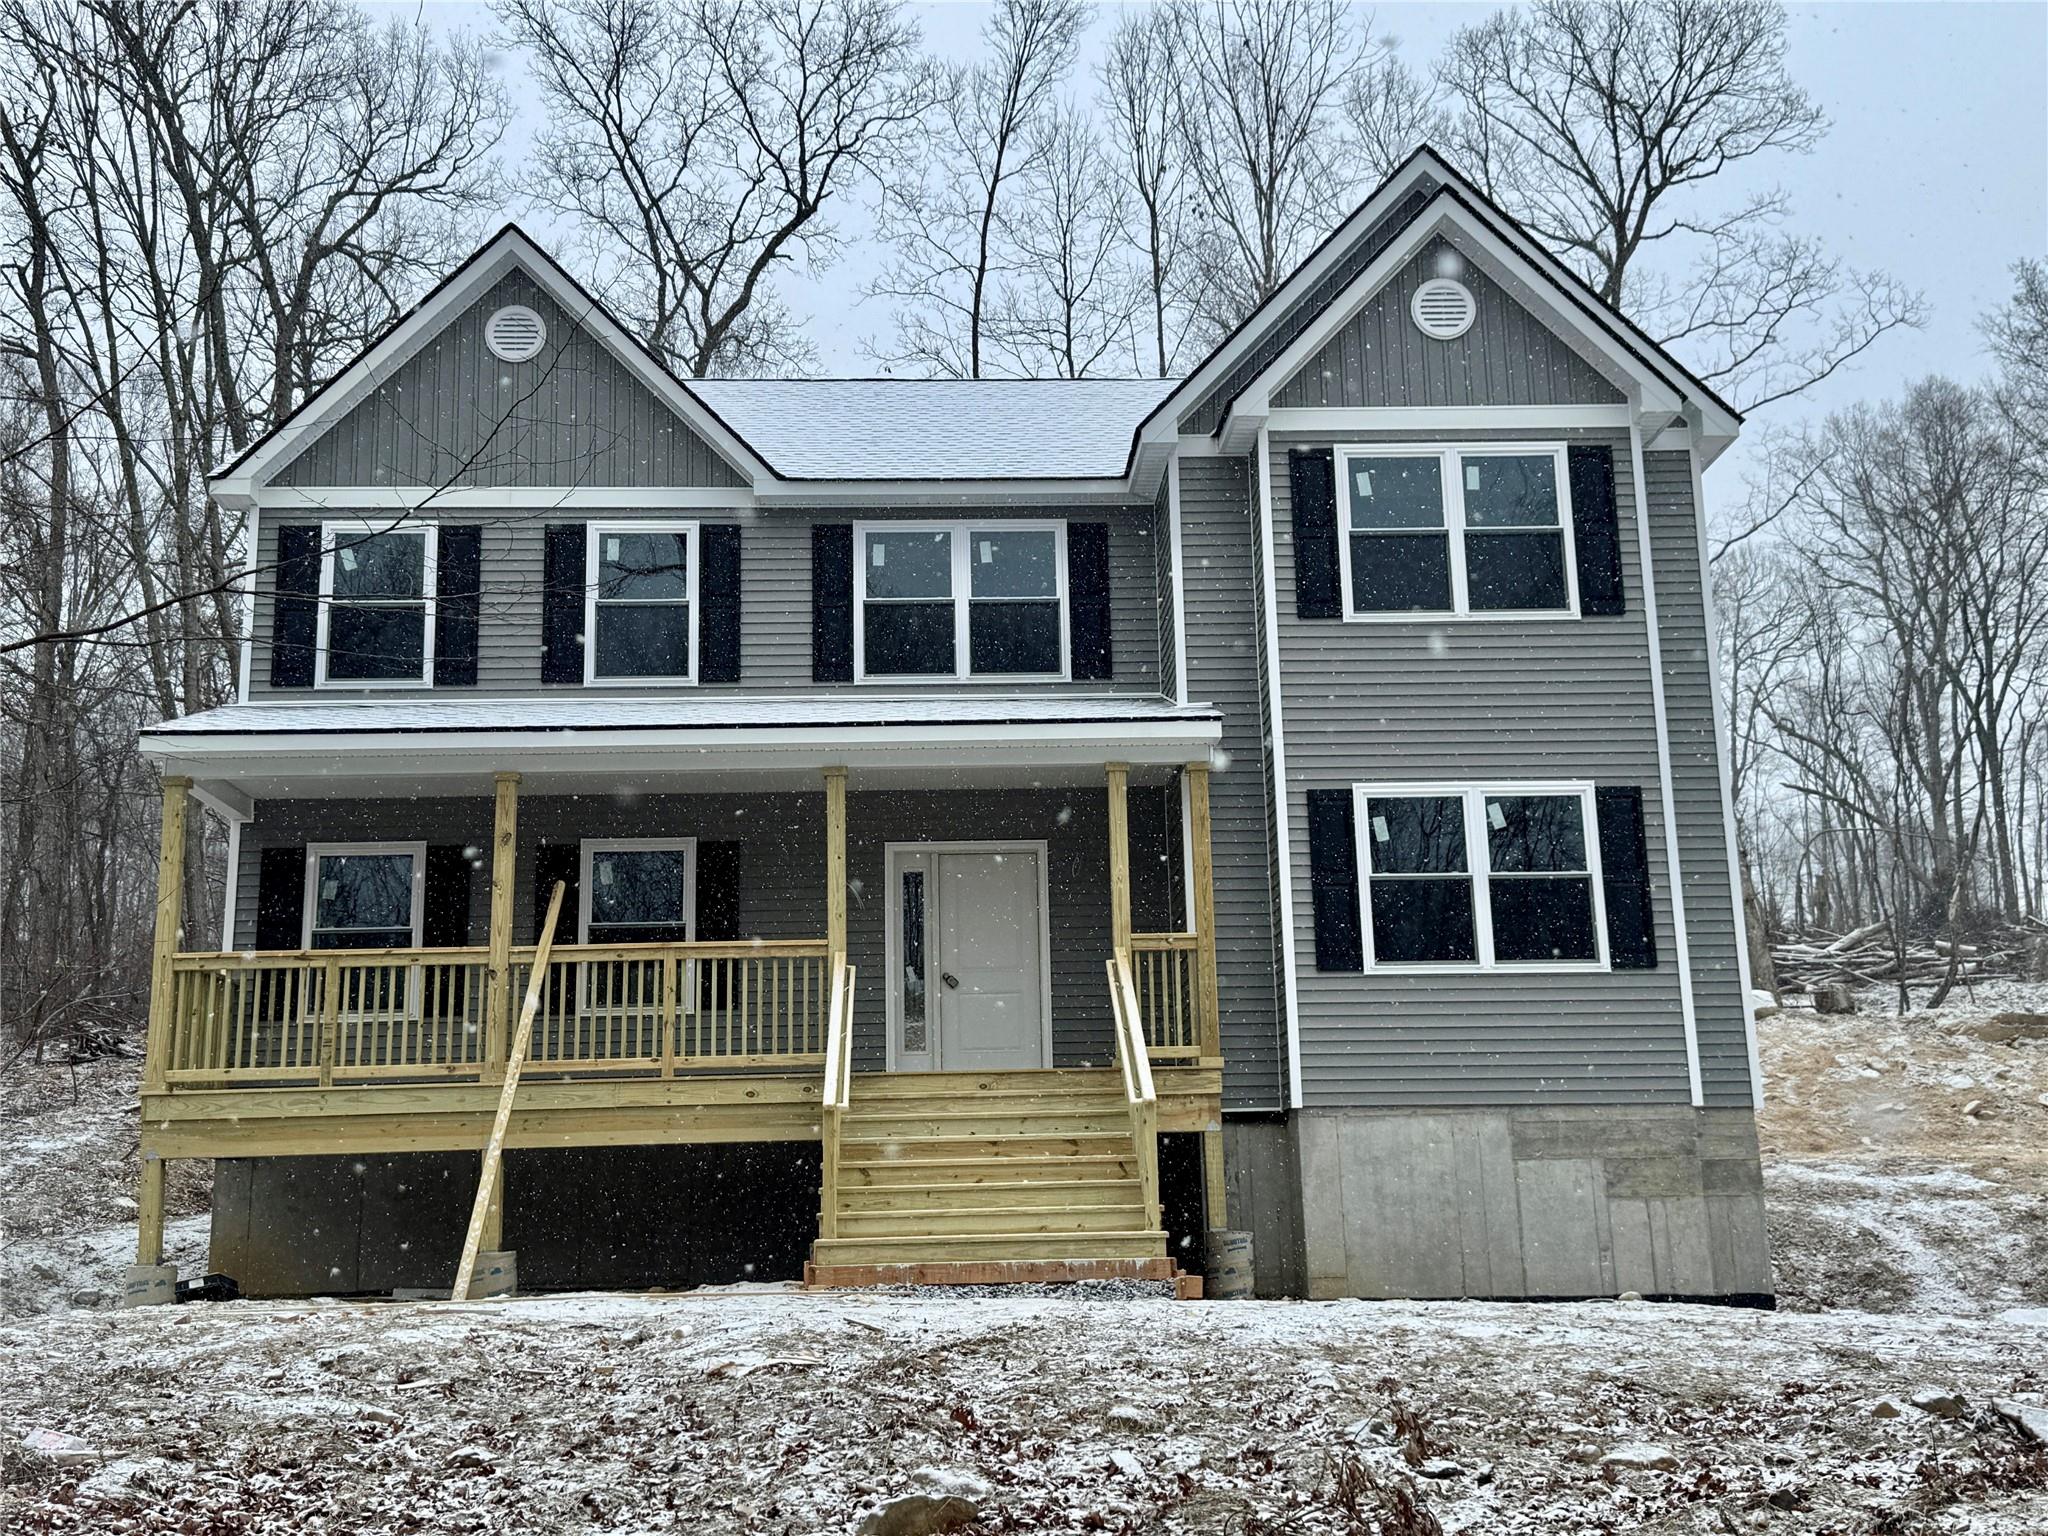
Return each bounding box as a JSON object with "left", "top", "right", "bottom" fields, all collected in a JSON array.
[
  {"left": 586, "top": 523, "right": 697, "bottom": 683},
  {"left": 1338, "top": 445, "right": 1576, "bottom": 617},
  {"left": 855, "top": 522, "right": 1068, "bottom": 681},
  {"left": 579, "top": 839, "right": 697, "bottom": 945},
  {"left": 1355, "top": 784, "right": 1606, "bottom": 970},
  {"left": 317, "top": 522, "right": 436, "bottom": 685},
  {"left": 303, "top": 844, "right": 425, "bottom": 950}
]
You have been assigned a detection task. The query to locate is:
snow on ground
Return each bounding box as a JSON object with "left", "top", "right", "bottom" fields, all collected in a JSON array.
[
  {"left": 4, "top": 985, "right": 2048, "bottom": 1529},
  {"left": 1757, "top": 980, "right": 2048, "bottom": 1315},
  {"left": 2, "top": 1289, "right": 2045, "bottom": 1533}
]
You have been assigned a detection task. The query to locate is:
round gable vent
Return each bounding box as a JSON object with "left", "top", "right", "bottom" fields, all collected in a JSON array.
[
  {"left": 485, "top": 304, "right": 547, "bottom": 363},
  {"left": 1411, "top": 278, "right": 1476, "bottom": 341}
]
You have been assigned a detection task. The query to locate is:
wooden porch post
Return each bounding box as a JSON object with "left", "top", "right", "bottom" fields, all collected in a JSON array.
[
  {"left": 1106, "top": 763, "right": 1131, "bottom": 954},
  {"left": 138, "top": 773, "right": 189, "bottom": 1268},
  {"left": 824, "top": 767, "right": 848, "bottom": 957},
  {"left": 144, "top": 775, "right": 191, "bottom": 1095},
  {"left": 1184, "top": 762, "right": 1222, "bottom": 1062},
  {"left": 483, "top": 771, "right": 520, "bottom": 1082}
]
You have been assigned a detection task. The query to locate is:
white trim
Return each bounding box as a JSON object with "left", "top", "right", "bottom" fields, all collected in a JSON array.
[
  {"left": 1628, "top": 423, "right": 1704, "bottom": 1105},
  {"left": 1265, "top": 405, "right": 1632, "bottom": 433},
  {"left": 221, "top": 818, "right": 243, "bottom": 949},
  {"left": 1254, "top": 426, "right": 1304, "bottom": 1110},
  {"left": 1687, "top": 447, "right": 1766, "bottom": 1111},
  {"left": 584, "top": 521, "right": 700, "bottom": 687},
  {"left": 576, "top": 837, "right": 699, "bottom": 946},
  {"left": 1332, "top": 442, "right": 1579, "bottom": 622},
  {"left": 259, "top": 486, "right": 756, "bottom": 512},
  {"left": 313, "top": 519, "right": 439, "bottom": 690},
  {"left": 852, "top": 521, "right": 1071, "bottom": 685},
  {"left": 1166, "top": 457, "right": 1191, "bottom": 706},
  {"left": 301, "top": 841, "right": 427, "bottom": 948},
  {"left": 1351, "top": 782, "right": 1609, "bottom": 973},
  {"left": 882, "top": 840, "right": 1053, "bottom": 1073},
  {"left": 237, "top": 510, "right": 257, "bottom": 704}
]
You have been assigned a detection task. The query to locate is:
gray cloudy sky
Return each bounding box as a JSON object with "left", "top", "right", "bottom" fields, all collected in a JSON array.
[{"left": 414, "top": 0, "right": 2046, "bottom": 475}]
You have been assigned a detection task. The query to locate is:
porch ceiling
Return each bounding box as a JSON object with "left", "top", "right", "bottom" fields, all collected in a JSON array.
[{"left": 140, "top": 694, "right": 1220, "bottom": 802}]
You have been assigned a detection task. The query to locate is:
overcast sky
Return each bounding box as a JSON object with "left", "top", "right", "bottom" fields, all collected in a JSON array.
[{"left": 412, "top": 0, "right": 2046, "bottom": 481}]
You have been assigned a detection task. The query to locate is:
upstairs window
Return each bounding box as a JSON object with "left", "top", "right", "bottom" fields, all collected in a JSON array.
[
  {"left": 855, "top": 522, "right": 1068, "bottom": 681},
  {"left": 587, "top": 523, "right": 696, "bottom": 683},
  {"left": 317, "top": 523, "right": 436, "bottom": 685},
  {"left": 1356, "top": 784, "right": 1606, "bottom": 970},
  {"left": 1338, "top": 445, "right": 1577, "bottom": 618}
]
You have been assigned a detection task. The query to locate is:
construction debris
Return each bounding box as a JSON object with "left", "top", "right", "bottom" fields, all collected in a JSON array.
[{"left": 1770, "top": 920, "right": 2044, "bottom": 994}]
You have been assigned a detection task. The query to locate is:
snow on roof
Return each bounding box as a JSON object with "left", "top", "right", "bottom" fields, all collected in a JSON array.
[
  {"left": 144, "top": 693, "right": 1220, "bottom": 738},
  {"left": 685, "top": 377, "right": 1176, "bottom": 481}
]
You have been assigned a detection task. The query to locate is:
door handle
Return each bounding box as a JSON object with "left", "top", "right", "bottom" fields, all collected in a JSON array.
[{"left": 941, "top": 971, "right": 960, "bottom": 989}]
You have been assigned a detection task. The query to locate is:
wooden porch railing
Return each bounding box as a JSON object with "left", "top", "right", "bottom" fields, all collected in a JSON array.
[
  {"left": 1106, "top": 949, "right": 1161, "bottom": 1230},
  {"left": 1127, "top": 931, "right": 1218, "bottom": 1062},
  {"left": 158, "top": 938, "right": 832, "bottom": 1087}
]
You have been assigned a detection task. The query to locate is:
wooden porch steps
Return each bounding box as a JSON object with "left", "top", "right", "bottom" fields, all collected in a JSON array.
[{"left": 808, "top": 1068, "right": 1170, "bottom": 1286}]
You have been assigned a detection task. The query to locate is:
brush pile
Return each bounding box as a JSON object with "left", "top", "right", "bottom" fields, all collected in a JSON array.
[{"left": 1771, "top": 919, "right": 2048, "bottom": 993}]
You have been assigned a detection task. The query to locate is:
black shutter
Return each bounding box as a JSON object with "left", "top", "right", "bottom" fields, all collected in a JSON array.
[
  {"left": 270, "top": 526, "right": 320, "bottom": 688},
  {"left": 254, "top": 845, "right": 307, "bottom": 950},
  {"left": 542, "top": 524, "right": 586, "bottom": 684},
  {"left": 1067, "top": 522, "right": 1113, "bottom": 680},
  {"left": 1596, "top": 785, "right": 1657, "bottom": 969},
  {"left": 533, "top": 843, "right": 580, "bottom": 941},
  {"left": 434, "top": 525, "right": 482, "bottom": 686},
  {"left": 1306, "top": 789, "right": 1363, "bottom": 972},
  {"left": 696, "top": 842, "right": 741, "bottom": 941},
  {"left": 812, "top": 524, "right": 853, "bottom": 682},
  {"left": 700, "top": 524, "right": 743, "bottom": 683},
  {"left": 1290, "top": 448, "right": 1342, "bottom": 619},
  {"left": 1570, "top": 445, "right": 1625, "bottom": 617},
  {"left": 424, "top": 845, "right": 474, "bottom": 947}
]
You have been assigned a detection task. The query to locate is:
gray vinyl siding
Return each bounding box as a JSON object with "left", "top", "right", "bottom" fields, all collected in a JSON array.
[
  {"left": 1646, "top": 449, "right": 1753, "bottom": 1106},
  {"left": 1179, "top": 185, "right": 1434, "bottom": 436},
  {"left": 1268, "top": 428, "right": 1693, "bottom": 1109},
  {"left": 1152, "top": 481, "right": 1178, "bottom": 700},
  {"left": 277, "top": 270, "right": 746, "bottom": 489},
  {"left": 234, "top": 787, "right": 1177, "bottom": 1074},
  {"left": 1176, "top": 457, "right": 1285, "bottom": 1110},
  {"left": 245, "top": 503, "right": 1164, "bottom": 698},
  {"left": 1275, "top": 239, "right": 1623, "bottom": 410}
]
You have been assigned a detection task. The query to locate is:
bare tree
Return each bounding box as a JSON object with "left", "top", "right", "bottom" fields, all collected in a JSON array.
[
  {"left": 867, "top": 0, "right": 1087, "bottom": 377},
  {"left": 504, "top": 0, "right": 937, "bottom": 377},
  {"left": 1440, "top": 0, "right": 1923, "bottom": 412},
  {"left": 1168, "top": 0, "right": 1365, "bottom": 341},
  {"left": 986, "top": 106, "right": 1143, "bottom": 378},
  {"left": 1096, "top": 6, "right": 1189, "bottom": 377}
]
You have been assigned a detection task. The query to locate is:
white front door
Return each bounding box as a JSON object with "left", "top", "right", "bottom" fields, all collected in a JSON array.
[{"left": 888, "top": 844, "right": 1048, "bottom": 1072}]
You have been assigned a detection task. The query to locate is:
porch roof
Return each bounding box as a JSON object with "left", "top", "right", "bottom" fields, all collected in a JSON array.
[{"left": 138, "top": 693, "right": 1223, "bottom": 801}]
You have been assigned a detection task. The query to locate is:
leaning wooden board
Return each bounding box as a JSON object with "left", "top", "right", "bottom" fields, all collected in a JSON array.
[{"left": 451, "top": 881, "right": 565, "bottom": 1301}]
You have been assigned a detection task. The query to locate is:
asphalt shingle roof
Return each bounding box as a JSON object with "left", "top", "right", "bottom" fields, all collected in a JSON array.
[{"left": 686, "top": 377, "right": 1176, "bottom": 481}]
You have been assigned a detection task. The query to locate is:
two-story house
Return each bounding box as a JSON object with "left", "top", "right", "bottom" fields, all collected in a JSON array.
[{"left": 130, "top": 147, "right": 1770, "bottom": 1303}]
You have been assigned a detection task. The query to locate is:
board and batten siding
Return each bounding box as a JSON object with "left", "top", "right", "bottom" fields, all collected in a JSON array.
[
  {"left": 1267, "top": 428, "right": 1694, "bottom": 1109},
  {"left": 1646, "top": 449, "right": 1754, "bottom": 1107},
  {"left": 1152, "top": 481, "right": 1178, "bottom": 700},
  {"left": 1177, "top": 456, "right": 1286, "bottom": 1110},
  {"left": 276, "top": 270, "right": 746, "bottom": 490},
  {"left": 235, "top": 787, "right": 1176, "bottom": 1074},
  {"left": 245, "top": 503, "right": 1164, "bottom": 698},
  {"left": 1178, "top": 185, "right": 1434, "bottom": 437},
  {"left": 1275, "top": 239, "right": 1624, "bottom": 412}
]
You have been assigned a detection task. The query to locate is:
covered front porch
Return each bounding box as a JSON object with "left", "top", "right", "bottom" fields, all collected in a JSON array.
[{"left": 134, "top": 697, "right": 1228, "bottom": 1291}]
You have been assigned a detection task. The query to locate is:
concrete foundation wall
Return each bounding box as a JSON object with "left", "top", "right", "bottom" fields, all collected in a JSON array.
[
  {"left": 1295, "top": 1106, "right": 1772, "bottom": 1302},
  {"left": 1221, "top": 1117, "right": 1306, "bottom": 1298},
  {"left": 212, "top": 1144, "right": 820, "bottom": 1297}
]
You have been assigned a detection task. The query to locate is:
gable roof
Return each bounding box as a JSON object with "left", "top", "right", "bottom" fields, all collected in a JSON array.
[{"left": 688, "top": 377, "right": 1172, "bottom": 481}]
